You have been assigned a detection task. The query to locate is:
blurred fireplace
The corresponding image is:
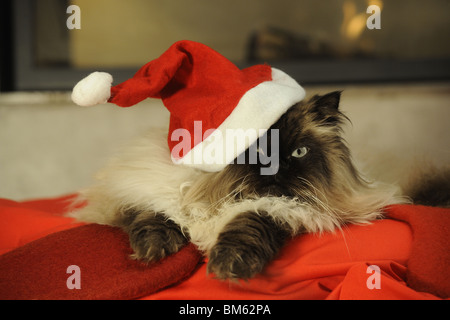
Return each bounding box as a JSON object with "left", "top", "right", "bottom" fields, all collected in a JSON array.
[{"left": 7, "top": 0, "right": 450, "bottom": 91}]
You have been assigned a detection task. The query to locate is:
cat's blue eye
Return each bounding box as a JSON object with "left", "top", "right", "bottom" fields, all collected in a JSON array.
[{"left": 291, "top": 147, "right": 309, "bottom": 158}]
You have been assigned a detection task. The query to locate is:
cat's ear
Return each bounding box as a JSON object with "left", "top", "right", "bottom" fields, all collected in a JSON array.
[
  {"left": 312, "top": 91, "right": 342, "bottom": 110},
  {"left": 311, "top": 91, "right": 345, "bottom": 126}
]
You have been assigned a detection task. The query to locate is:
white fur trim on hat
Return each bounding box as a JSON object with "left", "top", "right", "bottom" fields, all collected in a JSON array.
[
  {"left": 172, "top": 68, "right": 305, "bottom": 172},
  {"left": 71, "top": 72, "right": 113, "bottom": 107}
]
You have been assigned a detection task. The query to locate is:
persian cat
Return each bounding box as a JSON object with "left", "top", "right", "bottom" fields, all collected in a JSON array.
[{"left": 72, "top": 91, "right": 402, "bottom": 280}]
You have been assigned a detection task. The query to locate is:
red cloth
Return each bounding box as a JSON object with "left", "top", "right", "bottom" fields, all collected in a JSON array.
[
  {"left": 0, "top": 195, "right": 448, "bottom": 300},
  {"left": 0, "top": 195, "right": 202, "bottom": 300},
  {"left": 108, "top": 40, "right": 273, "bottom": 157},
  {"left": 386, "top": 205, "right": 450, "bottom": 298}
]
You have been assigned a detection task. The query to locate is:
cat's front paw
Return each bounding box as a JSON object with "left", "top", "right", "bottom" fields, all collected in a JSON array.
[
  {"left": 127, "top": 213, "right": 188, "bottom": 262},
  {"left": 206, "top": 211, "right": 290, "bottom": 280},
  {"left": 207, "top": 241, "right": 264, "bottom": 280}
]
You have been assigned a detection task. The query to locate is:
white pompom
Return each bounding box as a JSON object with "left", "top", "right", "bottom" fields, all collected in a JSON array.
[{"left": 71, "top": 72, "right": 113, "bottom": 107}]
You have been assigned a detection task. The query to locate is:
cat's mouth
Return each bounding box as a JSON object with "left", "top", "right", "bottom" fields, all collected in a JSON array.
[{"left": 256, "top": 181, "right": 295, "bottom": 198}]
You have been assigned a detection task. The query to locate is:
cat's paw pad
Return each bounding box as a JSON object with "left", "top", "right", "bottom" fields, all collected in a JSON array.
[
  {"left": 128, "top": 218, "right": 187, "bottom": 262},
  {"left": 207, "top": 243, "right": 264, "bottom": 280}
]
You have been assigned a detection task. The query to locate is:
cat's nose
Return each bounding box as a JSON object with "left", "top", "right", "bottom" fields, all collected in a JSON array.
[
  {"left": 270, "top": 159, "right": 289, "bottom": 179},
  {"left": 279, "top": 158, "right": 289, "bottom": 170}
]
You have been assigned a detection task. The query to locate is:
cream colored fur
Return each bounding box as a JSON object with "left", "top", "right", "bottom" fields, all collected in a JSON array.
[{"left": 70, "top": 127, "right": 404, "bottom": 254}]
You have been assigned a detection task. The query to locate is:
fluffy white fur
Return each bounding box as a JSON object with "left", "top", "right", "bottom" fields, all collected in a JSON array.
[{"left": 70, "top": 127, "right": 403, "bottom": 254}]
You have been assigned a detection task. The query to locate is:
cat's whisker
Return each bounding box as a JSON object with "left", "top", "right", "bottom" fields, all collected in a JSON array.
[
  {"left": 295, "top": 177, "right": 331, "bottom": 211},
  {"left": 293, "top": 176, "right": 353, "bottom": 227},
  {"left": 208, "top": 172, "right": 252, "bottom": 209},
  {"left": 296, "top": 177, "right": 329, "bottom": 203}
]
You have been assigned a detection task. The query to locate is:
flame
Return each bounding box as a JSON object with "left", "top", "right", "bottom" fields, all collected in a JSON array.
[{"left": 342, "top": 0, "right": 383, "bottom": 41}]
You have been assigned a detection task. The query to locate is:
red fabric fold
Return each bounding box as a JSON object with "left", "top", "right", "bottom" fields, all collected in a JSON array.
[
  {"left": 0, "top": 196, "right": 202, "bottom": 300},
  {"left": 0, "top": 195, "right": 448, "bottom": 300},
  {"left": 0, "top": 224, "right": 202, "bottom": 300},
  {"left": 386, "top": 205, "right": 450, "bottom": 298}
]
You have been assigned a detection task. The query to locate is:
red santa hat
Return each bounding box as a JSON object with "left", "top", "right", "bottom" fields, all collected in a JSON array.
[{"left": 72, "top": 40, "right": 305, "bottom": 172}]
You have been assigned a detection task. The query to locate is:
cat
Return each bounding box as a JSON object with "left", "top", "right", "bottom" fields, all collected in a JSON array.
[{"left": 71, "top": 91, "right": 403, "bottom": 280}]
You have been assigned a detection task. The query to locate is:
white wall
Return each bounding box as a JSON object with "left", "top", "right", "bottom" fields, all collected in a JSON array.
[{"left": 1, "top": 82, "right": 449, "bottom": 200}]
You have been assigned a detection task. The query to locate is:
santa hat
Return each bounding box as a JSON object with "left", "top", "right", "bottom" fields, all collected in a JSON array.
[{"left": 72, "top": 40, "right": 305, "bottom": 172}]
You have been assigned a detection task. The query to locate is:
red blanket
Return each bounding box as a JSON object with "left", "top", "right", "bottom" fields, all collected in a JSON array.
[{"left": 0, "top": 195, "right": 449, "bottom": 300}]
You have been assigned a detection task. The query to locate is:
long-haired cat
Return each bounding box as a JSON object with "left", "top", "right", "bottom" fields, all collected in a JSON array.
[{"left": 71, "top": 91, "right": 402, "bottom": 280}]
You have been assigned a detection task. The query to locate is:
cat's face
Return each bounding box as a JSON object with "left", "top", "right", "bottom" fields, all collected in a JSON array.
[{"left": 223, "top": 91, "right": 362, "bottom": 203}]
